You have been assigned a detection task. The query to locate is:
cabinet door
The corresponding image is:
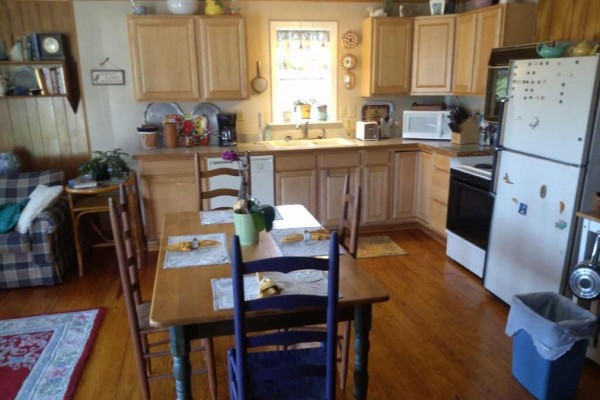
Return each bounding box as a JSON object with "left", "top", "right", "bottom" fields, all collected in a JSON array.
[
  {"left": 416, "top": 151, "right": 432, "bottom": 223},
  {"left": 392, "top": 151, "right": 417, "bottom": 220},
  {"left": 472, "top": 6, "right": 503, "bottom": 95},
  {"left": 411, "top": 16, "right": 455, "bottom": 94},
  {"left": 361, "top": 17, "right": 412, "bottom": 96},
  {"left": 319, "top": 168, "right": 358, "bottom": 227},
  {"left": 197, "top": 16, "right": 248, "bottom": 100},
  {"left": 451, "top": 12, "right": 477, "bottom": 95},
  {"left": 275, "top": 171, "right": 318, "bottom": 216},
  {"left": 128, "top": 16, "right": 200, "bottom": 101}
]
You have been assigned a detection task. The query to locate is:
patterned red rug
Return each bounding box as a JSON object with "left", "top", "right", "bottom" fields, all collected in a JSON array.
[{"left": 0, "top": 308, "right": 104, "bottom": 400}]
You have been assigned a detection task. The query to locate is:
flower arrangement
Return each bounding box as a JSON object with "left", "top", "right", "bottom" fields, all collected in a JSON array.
[
  {"left": 222, "top": 150, "right": 276, "bottom": 232},
  {"left": 163, "top": 114, "right": 210, "bottom": 145}
]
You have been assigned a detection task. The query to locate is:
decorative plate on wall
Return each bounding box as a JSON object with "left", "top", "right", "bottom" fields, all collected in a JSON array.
[
  {"left": 342, "top": 31, "right": 359, "bottom": 49},
  {"left": 341, "top": 54, "right": 356, "bottom": 70}
]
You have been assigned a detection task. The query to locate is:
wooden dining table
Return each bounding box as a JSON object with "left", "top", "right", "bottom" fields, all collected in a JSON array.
[{"left": 150, "top": 207, "right": 390, "bottom": 400}]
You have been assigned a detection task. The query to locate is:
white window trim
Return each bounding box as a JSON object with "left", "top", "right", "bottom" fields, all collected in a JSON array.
[{"left": 269, "top": 20, "right": 338, "bottom": 124}]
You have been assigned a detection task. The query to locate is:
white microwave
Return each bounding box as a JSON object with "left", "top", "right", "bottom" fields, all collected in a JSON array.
[{"left": 402, "top": 110, "right": 451, "bottom": 140}]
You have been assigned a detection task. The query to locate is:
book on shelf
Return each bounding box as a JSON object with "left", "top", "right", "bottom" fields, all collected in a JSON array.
[{"left": 68, "top": 176, "right": 97, "bottom": 189}]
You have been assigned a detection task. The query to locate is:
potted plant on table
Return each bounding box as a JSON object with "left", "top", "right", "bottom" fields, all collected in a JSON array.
[
  {"left": 79, "top": 148, "right": 130, "bottom": 181},
  {"left": 222, "top": 150, "right": 276, "bottom": 245}
]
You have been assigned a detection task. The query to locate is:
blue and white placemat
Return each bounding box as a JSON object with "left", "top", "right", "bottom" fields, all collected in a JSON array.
[
  {"left": 164, "top": 233, "right": 229, "bottom": 269},
  {"left": 200, "top": 210, "right": 234, "bottom": 225},
  {"left": 270, "top": 228, "right": 346, "bottom": 257},
  {"left": 211, "top": 270, "right": 333, "bottom": 311}
]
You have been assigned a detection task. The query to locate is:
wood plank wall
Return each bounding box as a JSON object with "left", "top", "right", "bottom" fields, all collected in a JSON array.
[
  {"left": 0, "top": 0, "right": 89, "bottom": 177},
  {"left": 536, "top": 0, "right": 600, "bottom": 42}
]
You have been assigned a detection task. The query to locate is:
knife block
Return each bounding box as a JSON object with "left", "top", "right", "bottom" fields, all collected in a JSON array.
[{"left": 451, "top": 118, "right": 480, "bottom": 145}]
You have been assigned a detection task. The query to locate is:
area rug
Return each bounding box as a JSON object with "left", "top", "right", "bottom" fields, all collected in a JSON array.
[
  {"left": 357, "top": 235, "right": 407, "bottom": 258},
  {"left": 0, "top": 308, "right": 104, "bottom": 400}
]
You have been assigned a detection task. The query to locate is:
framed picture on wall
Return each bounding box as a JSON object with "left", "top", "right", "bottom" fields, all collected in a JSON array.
[{"left": 91, "top": 69, "right": 125, "bottom": 85}]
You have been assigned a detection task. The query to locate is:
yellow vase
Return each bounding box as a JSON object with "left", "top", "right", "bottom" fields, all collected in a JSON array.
[{"left": 205, "top": 0, "right": 224, "bottom": 16}]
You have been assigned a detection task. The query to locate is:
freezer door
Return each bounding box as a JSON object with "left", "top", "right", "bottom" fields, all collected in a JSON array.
[
  {"left": 484, "top": 151, "right": 582, "bottom": 304},
  {"left": 502, "top": 57, "right": 600, "bottom": 165}
]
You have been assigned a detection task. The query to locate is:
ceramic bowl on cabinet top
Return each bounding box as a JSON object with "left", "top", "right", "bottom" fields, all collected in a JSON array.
[{"left": 167, "top": 0, "right": 201, "bottom": 15}]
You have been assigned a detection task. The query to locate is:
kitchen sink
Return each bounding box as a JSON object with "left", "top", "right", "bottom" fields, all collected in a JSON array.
[{"left": 265, "top": 137, "right": 356, "bottom": 149}]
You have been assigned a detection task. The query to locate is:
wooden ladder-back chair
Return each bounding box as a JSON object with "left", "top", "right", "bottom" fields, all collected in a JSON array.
[
  {"left": 194, "top": 152, "right": 251, "bottom": 211},
  {"left": 109, "top": 188, "right": 217, "bottom": 400},
  {"left": 337, "top": 174, "right": 362, "bottom": 389},
  {"left": 122, "top": 172, "right": 148, "bottom": 269},
  {"left": 228, "top": 232, "right": 340, "bottom": 400}
]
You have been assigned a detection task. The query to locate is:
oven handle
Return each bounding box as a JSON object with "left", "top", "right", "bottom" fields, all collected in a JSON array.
[{"left": 450, "top": 176, "right": 492, "bottom": 196}]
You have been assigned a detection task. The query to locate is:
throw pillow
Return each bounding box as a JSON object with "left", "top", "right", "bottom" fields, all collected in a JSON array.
[
  {"left": 0, "top": 199, "right": 29, "bottom": 233},
  {"left": 16, "top": 185, "right": 63, "bottom": 234}
]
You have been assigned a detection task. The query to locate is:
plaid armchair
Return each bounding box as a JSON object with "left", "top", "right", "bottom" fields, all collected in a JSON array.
[{"left": 0, "top": 170, "right": 74, "bottom": 288}]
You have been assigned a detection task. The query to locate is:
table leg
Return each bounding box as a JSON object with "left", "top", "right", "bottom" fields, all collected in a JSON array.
[
  {"left": 170, "top": 326, "right": 193, "bottom": 400},
  {"left": 353, "top": 304, "right": 372, "bottom": 400}
]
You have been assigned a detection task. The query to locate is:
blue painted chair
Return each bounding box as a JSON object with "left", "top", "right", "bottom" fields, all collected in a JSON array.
[{"left": 228, "top": 232, "right": 340, "bottom": 400}]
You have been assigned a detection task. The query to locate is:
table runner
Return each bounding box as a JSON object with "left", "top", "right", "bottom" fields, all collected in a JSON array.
[
  {"left": 211, "top": 270, "right": 330, "bottom": 311},
  {"left": 164, "top": 233, "right": 229, "bottom": 269},
  {"left": 270, "top": 228, "right": 347, "bottom": 257}
]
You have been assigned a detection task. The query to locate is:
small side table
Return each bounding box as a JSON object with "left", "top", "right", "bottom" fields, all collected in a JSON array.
[{"left": 66, "top": 173, "right": 146, "bottom": 276}]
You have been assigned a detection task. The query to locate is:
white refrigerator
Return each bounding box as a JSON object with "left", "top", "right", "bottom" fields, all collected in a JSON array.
[{"left": 483, "top": 56, "right": 600, "bottom": 304}]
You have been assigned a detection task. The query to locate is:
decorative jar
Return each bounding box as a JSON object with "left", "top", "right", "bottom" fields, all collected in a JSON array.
[
  {"left": 233, "top": 213, "right": 259, "bottom": 246},
  {"left": 205, "top": 0, "right": 224, "bottom": 16}
]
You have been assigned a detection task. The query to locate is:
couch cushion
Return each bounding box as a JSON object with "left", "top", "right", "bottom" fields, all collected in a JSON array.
[
  {"left": 16, "top": 185, "right": 63, "bottom": 234},
  {"left": 0, "top": 170, "right": 64, "bottom": 202},
  {"left": 0, "top": 230, "right": 32, "bottom": 254}
]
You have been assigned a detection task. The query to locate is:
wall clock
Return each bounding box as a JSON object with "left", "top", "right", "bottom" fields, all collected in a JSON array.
[{"left": 38, "top": 33, "right": 66, "bottom": 60}]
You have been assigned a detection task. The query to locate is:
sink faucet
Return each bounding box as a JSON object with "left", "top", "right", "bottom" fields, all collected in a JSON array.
[{"left": 296, "top": 121, "right": 309, "bottom": 139}]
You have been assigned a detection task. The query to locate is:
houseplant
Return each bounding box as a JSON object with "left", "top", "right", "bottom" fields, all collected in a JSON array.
[
  {"left": 222, "top": 150, "right": 276, "bottom": 245},
  {"left": 79, "top": 148, "right": 130, "bottom": 181}
]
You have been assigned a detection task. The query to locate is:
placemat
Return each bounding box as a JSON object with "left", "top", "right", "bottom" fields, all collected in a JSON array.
[
  {"left": 200, "top": 209, "right": 283, "bottom": 225},
  {"left": 270, "top": 228, "right": 346, "bottom": 257},
  {"left": 211, "top": 270, "right": 332, "bottom": 311},
  {"left": 164, "top": 233, "right": 229, "bottom": 269}
]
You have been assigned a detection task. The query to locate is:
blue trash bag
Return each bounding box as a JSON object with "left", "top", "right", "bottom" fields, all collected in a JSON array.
[{"left": 505, "top": 292, "right": 598, "bottom": 360}]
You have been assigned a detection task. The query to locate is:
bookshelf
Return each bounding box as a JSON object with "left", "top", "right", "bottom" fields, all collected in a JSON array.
[{"left": 0, "top": 60, "right": 80, "bottom": 113}]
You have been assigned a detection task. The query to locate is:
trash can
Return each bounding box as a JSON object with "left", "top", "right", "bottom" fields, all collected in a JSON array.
[{"left": 505, "top": 292, "right": 598, "bottom": 400}]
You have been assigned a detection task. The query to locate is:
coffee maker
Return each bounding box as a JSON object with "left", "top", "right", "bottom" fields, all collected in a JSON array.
[{"left": 217, "top": 112, "right": 237, "bottom": 147}]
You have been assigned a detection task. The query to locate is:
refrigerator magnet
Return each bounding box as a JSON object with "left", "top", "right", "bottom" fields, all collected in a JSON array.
[
  {"left": 539, "top": 185, "right": 547, "bottom": 198},
  {"left": 518, "top": 203, "right": 528, "bottom": 215},
  {"left": 512, "top": 198, "right": 519, "bottom": 204},
  {"left": 559, "top": 201, "right": 565, "bottom": 214},
  {"left": 503, "top": 173, "right": 514, "bottom": 184},
  {"left": 555, "top": 220, "right": 567, "bottom": 230}
]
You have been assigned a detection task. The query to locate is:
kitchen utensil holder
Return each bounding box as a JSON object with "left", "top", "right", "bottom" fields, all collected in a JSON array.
[{"left": 450, "top": 118, "right": 480, "bottom": 145}]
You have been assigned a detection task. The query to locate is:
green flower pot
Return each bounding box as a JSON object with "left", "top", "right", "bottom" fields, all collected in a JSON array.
[{"left": 233, "top": 213, "right": 259, "bottom": 246}]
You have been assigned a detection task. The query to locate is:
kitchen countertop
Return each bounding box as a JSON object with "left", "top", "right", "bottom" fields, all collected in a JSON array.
[{"left": 133, "top": 138, "right": 494, "bottom": 160}]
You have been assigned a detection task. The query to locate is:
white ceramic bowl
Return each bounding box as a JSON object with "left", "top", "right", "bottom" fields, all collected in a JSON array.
[{"left": 167, "top": 0, "right": 201, "bottom": 15}]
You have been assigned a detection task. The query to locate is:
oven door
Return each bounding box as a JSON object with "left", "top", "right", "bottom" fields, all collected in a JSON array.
[{"left": 446, "top": 173, "right": 494, "bottom": 250}]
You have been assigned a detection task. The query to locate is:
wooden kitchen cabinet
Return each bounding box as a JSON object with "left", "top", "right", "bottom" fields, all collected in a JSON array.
[
  {"left": 361, "top": 149, "right": 391, "bottom": 224},
  {"left": 429, "top": 152, "right": 451, "bottom": 237},
  {"left": 391, "top": 151, "right": 418, "bottom": 220},
  {"left": 197, "top": 16, "right": 248, "bottom": 100},
  {"left": 452, "top": 4, "right": 536, "bottom": 95},
  {"left": 128, "top": 15, "right": 248, "bottom": 101},
  {"left": 128, "top": 16, "right": 201, "bottom": 101},
  {"left": 416, "top": 150, "right": 432, "bottom": 223},
  {"left": 318, "top": 151, "right": 360, "bottom": 227},
  {"left": 275, "top": 154, "right": 318, "bottom": 216},
  {"left": 411, "top": 15, "right": 455, "bottom": 95},
  {"left": 136, "top": 156, "right": 198, "bottom": 246},
  {"left": 361, "top": 17, "right": 412, "bottom": 96}
]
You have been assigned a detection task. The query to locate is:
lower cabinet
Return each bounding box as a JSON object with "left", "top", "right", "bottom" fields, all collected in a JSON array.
[
  {"left": 274, "top": 154, "right": 318, "bottom": 216},
  {"left": 318, "top": 151, "right": 360, "bottom": 227},
  {"left": 391, "top": 151, "right": 418, "bottom": 220},
  {"left": 428, "top": 152, "right": 451, "bottom": 237},
  {"left": 136, "top": 156, "right": 197, "bottom": 245},
  {"left": 361, "top": 149, "right": 391, "bottom": 224},
  {"left": 416, "top": 151, "right": 432, "bottom": 223}
]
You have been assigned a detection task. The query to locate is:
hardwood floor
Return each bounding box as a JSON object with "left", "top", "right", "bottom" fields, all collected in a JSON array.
[{"left": 1, "top": 228, "right": 599, "bottom": 399}]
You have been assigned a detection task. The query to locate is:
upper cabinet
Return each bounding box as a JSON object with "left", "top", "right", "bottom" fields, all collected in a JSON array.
[
  {"left": 411, "top": 15, "right": 455, "bottom": 95},
  {"left": 128, "top": 16, "right": 200, "bottom": 101},
  {"left": 361, "top": 17, "right": 412, "bottom": 96},
  {"left": 452, "top": 4, "right": 536, "bottom": 96},
  {"left": 128, "top": 15, "right": 248, "bottom": 102},
  {"left": 197, "top": 16, "right": 248, "bottom": 100}
]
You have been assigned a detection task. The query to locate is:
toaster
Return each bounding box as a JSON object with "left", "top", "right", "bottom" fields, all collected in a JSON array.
[{"left": 355, "top": 121, "right": 379, "bottom": 141}]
